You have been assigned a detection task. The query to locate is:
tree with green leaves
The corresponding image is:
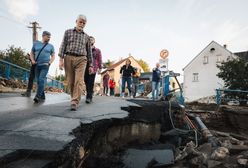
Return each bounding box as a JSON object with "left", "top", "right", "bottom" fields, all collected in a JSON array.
[
  {"left": 55, "top": 74, "right": 66, "bottom": 81},
  {"left": 137, "top": 59, "right": 150, "bottom": 72},
  {"left": 0, "top": 45, "right": 30, "bottom": 69},
  {"left": 103, "top": 59, "right": 114, "bottom": 69},
  {"left": 217, "top": 57, "right": 248, "bottom": 106}
]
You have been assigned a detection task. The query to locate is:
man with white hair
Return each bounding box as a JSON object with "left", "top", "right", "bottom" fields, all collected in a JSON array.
[{"left": 59, "top": 14, "right": 93, "bottom": 111}]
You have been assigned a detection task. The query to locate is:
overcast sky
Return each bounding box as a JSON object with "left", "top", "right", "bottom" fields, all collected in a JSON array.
[{"left": 1, "top": 0, "right": 248, "bottom": 81}]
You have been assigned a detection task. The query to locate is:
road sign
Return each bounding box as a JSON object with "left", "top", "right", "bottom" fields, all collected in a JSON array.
[
  {"left": 159, "top": 58, "right": 168, "bottom": 72},
  {"left": 160, "top": 49, "right": 169, "bottom": 59}
]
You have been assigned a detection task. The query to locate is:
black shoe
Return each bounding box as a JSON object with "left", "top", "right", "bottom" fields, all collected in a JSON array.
[
  {"left": 21, "top": 92, "right": 31, "bottom": 97},
  {"left": 85, "top": 98, "right": 91, "bottom": 104},
  {"left": 71, "top": 104, "right": 77, "bottom": 111},
  {"left": 33, "top": 97, "right": 39, "bottom": 103}
]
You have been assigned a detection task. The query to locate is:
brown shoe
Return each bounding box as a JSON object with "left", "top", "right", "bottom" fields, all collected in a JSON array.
[{"left": 70, "top": 104, "right": 77, "bottom": 111}]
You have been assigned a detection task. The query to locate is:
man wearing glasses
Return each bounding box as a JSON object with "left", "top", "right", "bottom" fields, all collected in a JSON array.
[{"left": 58, "top": 14, "right": 93, "bottom": 111}]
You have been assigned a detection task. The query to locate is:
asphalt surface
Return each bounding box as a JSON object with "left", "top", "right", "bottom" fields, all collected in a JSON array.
[{"left": 0, "top": 93, "right": 137, "bottom": 158}]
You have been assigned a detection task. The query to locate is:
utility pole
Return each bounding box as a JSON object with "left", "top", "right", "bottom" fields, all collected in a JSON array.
[{"left": 28, "top": 21, "right": 41, "bottom": 42}]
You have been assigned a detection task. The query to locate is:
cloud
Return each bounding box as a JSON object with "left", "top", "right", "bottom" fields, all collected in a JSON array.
[
  {"left": 214, "top": 20, "right": 248, "bottom": 45},
  {"left": 4, "top": 0, "right": 39, "bottom": 21}
]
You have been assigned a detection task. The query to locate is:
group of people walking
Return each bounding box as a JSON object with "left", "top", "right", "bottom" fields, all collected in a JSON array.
[
  {"left": 21, "top": 14, "right": 163, "bottom": 111},
  {"left": 101, "top": 59, "right": 141, "bottom": 98},
  {"left": 22, "top": 14, "right": 102, "bottom": 111}
]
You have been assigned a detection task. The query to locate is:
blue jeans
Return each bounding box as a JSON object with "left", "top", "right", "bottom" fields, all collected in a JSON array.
[
  {"left": 122, "top": 76, "right": 132, "bottom": 95},
  {"left": 152, "top": 81, "right": 160, "bottom": 100},
  {"left": 35, "top": 65, "right": 49, "bottom": 99}
]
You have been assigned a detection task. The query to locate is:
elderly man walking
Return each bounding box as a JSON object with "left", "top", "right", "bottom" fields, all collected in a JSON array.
[{"left": 59, "top": 15, "right": 93, "bottom": 111}]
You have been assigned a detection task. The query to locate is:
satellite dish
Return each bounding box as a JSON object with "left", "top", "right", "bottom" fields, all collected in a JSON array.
[{"left": 160, "top": 49, "right": 169, "bottom": 59}]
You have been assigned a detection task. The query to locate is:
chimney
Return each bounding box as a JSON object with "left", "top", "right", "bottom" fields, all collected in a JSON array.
[{"left": 223, "top": 44, "right": 227, "bottom": 48}]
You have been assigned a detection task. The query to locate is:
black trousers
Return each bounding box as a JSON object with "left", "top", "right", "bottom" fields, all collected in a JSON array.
[
  {"left": 103, "top": 87, "right": 109, "bottom": 95},
  {"left": 84, "top": 71, "right": 96, "bottom": 99},
  {"left": 27, "top": 65, "right": 36, "bottom": 92}
]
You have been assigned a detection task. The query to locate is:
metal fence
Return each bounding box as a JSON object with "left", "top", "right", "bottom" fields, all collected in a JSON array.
[
  {"left": 216, "top": 89, "right": 248, "bottom": 106},
  {"left": 0, "top": 59, "right": 64, "bottom": 89}
]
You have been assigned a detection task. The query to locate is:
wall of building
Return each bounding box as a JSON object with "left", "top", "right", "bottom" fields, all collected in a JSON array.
[{"left": 183, "top": 42, "right": 234, "bottom": 102}]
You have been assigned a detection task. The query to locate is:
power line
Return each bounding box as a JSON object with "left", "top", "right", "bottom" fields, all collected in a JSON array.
[{"left": 0, "top": 15, "right": 27, "bottom": 27}]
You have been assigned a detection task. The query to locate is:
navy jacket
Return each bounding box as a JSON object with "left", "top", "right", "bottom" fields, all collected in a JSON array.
[
  {"left": 152, "top": 68, "right": 161, "bottom": 82},
  {"left": 120, "top": 65, "right": 135, "bottom": 77}
]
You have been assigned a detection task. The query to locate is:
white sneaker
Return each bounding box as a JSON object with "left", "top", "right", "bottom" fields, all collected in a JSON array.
[
  {"left": 130, "top": 95, "right": 133, "bottom": 99},
  {"left": 122, "top": 95, "right": 125, "bottom": 98}
]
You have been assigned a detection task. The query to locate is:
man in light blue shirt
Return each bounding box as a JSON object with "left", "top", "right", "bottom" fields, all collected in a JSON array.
[{"left": 30, "top": 31, "right": 55, "bottom": 103}]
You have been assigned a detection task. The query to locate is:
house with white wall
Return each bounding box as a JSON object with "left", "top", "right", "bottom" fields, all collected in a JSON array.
[{"left": 183, "top": 41, "right": 236, "bottom": 102}]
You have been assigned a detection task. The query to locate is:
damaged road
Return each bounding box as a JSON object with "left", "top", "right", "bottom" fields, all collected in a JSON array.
[
  {"left": 0, "top": 93, "right": 137, "bottom": 167},
  {"left": 1, "top": 93, "right": 248, "bottom": 168},
  {"left": 50, "top": 100, "right": 248, "bottom": 168}
]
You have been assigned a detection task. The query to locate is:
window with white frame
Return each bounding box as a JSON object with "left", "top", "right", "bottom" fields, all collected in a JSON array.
[
  {"left": 193, "top": 73, "right": 199, "bottom": 82},
  {"left": 203, "top": 56, "right": 208, "bottom": 64},
  {"left": 216, "top": 54, "right": 222, "bottom": 63}
]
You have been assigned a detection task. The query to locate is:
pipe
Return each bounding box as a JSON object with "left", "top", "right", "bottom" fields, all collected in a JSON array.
[{"left": 194, "top": 116, "right": 218, "bottom": 147}]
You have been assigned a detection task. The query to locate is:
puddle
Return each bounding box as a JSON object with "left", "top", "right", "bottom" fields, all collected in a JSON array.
[{"left": 123, "top": 148, "right": 174, "bottom": 167}]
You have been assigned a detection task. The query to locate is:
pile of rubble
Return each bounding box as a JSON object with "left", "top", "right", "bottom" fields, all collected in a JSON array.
[
  {"left": 0, "top": 77, "right": 64, "bottom": 93},
  {"left": 45, "top": 86, "right": 64, "bottom": 93},
  {"left": 0, "top": 77, "right": 26, "bottom": 92},
  {"left": 0, "top": 77, "right": 26, "bottom": 89},
  {"left": 172, "top": 130, "right": 248, "bottom": 168}
]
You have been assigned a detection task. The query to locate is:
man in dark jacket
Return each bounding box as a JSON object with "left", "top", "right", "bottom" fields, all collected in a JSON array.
[
  {"left": 152, "top": 63, "right": 161, "bottom": 100},
  {"left": 120, "top": 59, "right": 135, "bottom": 98}
]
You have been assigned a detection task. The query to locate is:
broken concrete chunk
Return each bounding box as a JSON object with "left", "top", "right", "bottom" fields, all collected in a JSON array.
[
  {"left": 220, "top": 139, "right": 232, "bottom": 148},
  {"left": 175, "top": 141, "right": 199, "bottom": 161},
  {"left": 211, "top": 147, "right": 229, "bottom": 160},
  {"left": 241, "top": 150, "right": 248, "bottom": 158},
  {"left": 190, "top": 153, "right": 208, "bottom": 166},
  {"left": 230, "top": 137, "right": 244, "bottom": 145},
  {"left": 207, "top": 160, "right": 222, "bottom": 168},
  {"left": 229, "top": 145, "right": 248, "bottom": 154},
  {"left": 198, "top": 143, "right": 212, "bottom": 156},
  {"left": 237, "top": 158, "right": 248, "bottom": 166}
]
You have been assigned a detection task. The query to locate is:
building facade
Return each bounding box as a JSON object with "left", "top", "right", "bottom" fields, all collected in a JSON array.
[{"left": 183, "top": 41, "right": 236, "bottom": 102}]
